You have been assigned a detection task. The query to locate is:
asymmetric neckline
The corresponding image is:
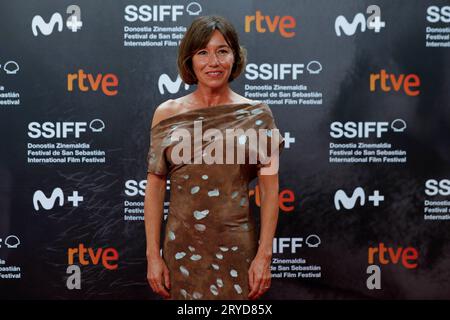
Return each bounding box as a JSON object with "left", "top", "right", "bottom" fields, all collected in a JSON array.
[{"left": 150, "top": 101, "right": 263, "bottom": 130}]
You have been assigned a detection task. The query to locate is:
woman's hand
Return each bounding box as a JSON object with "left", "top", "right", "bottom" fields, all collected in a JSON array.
[
  {"left": 147, "top": 256, "right": 171, "bottom": 299},
  {"left": 248, "top": 254, "right": 272, "bottom": 300}
]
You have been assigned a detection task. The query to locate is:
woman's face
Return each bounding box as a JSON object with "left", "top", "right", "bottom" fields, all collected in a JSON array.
[{"left": 191, "top": 30, "right": 235, "bottom": 89}]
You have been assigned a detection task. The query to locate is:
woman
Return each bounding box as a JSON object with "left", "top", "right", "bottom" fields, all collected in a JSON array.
[{"left": 144, "top": 15, "right": 284, "bottom": 300}]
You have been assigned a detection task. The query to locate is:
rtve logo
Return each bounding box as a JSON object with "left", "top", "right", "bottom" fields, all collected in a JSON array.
[
  {"left": 334, "top": 187, "right": 384, "bottom": 210},
  {"left": 67, "top": 70, "right": 119, "bottom": 96},
  {"left": 335, "top": 5, "right": 385, "bottom": 37},
  {"left": 245, "top": 10, "right": 296, "bottom": 38},
  {"left": 32, "top": 5, "right": 82, "bottom": 36},
  {"left": 68, "top": 244, "right": 119, "bottom": 270},
  {"left": 370, "top": 70, "right": 420, "bottom": 96},
  {"left": 368, "top": 243, "right": 419, "bottom": 269},
  {"left": 366, "top": 243, "right": 419, "bottom": 290},
  {"left": 250, "top": 185, "right": 296, "bottom": 213},
  {"left": 124, "top": 3, "right": 202, "bottom": 22},
  {"left": 66, "top": 244, "right": 119, "bottom": 290},
  {"left": 330, "top": 120, "right": 407, "bottom": 139},
  {"left": 427, "top": 6, "right": 450, "bottom": 23},
  {"left": 28, "top": 120, "right": 105, "bottom": 139},
  {"left": 33, "top": 187, "right": 83, "bottom": 211}
]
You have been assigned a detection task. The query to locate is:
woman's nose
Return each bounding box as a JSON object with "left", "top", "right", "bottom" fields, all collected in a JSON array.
[{"left": 207, "top": 53, "right": 220, "bottom": 65}]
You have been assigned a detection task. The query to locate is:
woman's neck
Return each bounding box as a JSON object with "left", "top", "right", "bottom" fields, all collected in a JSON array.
[{"left": 192, "top": 84, "right": 234, "bottom": 106}]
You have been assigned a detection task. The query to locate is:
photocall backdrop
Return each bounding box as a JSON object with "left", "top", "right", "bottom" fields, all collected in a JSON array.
[{"left": 1, "top": 0, "right": 449, "bottom": 299}]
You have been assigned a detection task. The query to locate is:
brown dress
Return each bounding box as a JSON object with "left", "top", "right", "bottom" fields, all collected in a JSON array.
[{"left": 147, "top": 101, "right": 284, "bottom": 300}]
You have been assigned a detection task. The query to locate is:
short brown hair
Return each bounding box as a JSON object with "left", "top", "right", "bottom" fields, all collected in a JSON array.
[{"left": 177, "top": 15, "right": 247, "bottom": 85}]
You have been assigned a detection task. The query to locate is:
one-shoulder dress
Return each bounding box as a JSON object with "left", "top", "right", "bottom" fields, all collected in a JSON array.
[{"left": 147, "top": 101, "right": 284, "bottom": 300}]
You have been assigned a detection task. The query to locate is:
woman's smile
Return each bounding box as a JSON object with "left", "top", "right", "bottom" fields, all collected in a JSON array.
[{"left": 205, "top": 70, "right": 224, "bottom": 78}]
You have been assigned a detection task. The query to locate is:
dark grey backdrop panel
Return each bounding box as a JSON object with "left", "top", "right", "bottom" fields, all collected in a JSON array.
[{"left": 0, "top": 0, "right": 449, "bottom": 299}]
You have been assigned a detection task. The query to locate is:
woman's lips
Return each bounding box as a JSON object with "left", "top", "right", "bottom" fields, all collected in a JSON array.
[{"left": 205, "top": 71, "right": 223, "bottom": 78}]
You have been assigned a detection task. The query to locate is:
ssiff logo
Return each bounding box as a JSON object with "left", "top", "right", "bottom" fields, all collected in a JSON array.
[
  {"left": 245, "top": 61, "right": 322, "bottom": 81},
  {"left": 28, "top": 120, "right": 105, "bottom": 139},
  {"left": 426, "top": 6, "right": 450, "bottom": 23},
  {"left": 366, "top": 243, "right": 419, "bottom": 290},
  {"left": 425, "top": 179, "right": 450, "bottom": 196},
  {"left": 124, "top": 3, "right": 202, "bottom": 22},
  {"left": 330, "top": 120, "right": 407, "bottom": 139},
  {"left": 245, "top": 10, "right": 296, "bottom": 38},
  {"left": 272, "top": 236, "right": 321, "bottom": 254}
]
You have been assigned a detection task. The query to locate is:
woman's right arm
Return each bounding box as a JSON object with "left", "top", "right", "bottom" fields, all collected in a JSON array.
[
  {"left": 144, "top": 101, "right": 175, "bottom": 299},
  {"left": 144, "top": 173, "right": 167, "bottom": 259},
  {"left": 144, "top": 172, "right": 171, "bottom": 299}
]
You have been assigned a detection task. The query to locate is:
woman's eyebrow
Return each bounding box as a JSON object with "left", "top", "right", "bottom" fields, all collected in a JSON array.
[{"left": 202, "top": 44, "right": 230, "bottom": 49}]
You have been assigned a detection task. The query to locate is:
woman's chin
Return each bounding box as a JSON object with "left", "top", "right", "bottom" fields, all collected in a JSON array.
[{"left": 198, "top": 79, "right": 228, "bottom": 88}]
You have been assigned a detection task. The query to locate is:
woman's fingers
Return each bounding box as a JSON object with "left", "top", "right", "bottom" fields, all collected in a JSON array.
[
  {"left": 248, "top": 270, "right": 263, "bottom": 299},
  {"left": 152, "top": 275, "right": 170, "bottom": 298},
  {"left": 156, "top": 280, "right": 171, "bottom": 298},
  {"left": 148, "top": 268, "right": 170, "bottom": 298},
  {"left": 250, "top": 266, "right": 271, "bottom": 300},
  {"left": 163, "top": 267, "right": 171, "bottom": 290},
  {"left": 149, "top": 278, "right": 157, "bottom": 293},
  {"left": 248, "top": 268, "right": 254, "bottom": 290},
  {"left": 147, "top": 257, "right": 171, "bottom": 299},
  {"left": 255, "top": 276, "right": 270, "bottom": 299}
]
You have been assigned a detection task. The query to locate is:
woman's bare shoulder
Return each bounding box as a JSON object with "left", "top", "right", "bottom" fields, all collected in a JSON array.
[
  {"left": 151, "top": 97, "right": 262, "bottom": 128},
  {"left": 151, "top": 99, "right": 179, "bottom": 128}
]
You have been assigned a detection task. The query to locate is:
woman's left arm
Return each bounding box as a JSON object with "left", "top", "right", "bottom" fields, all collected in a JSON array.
[{"left": 248, "top": 172, "right": 279, "bottom": 300}]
